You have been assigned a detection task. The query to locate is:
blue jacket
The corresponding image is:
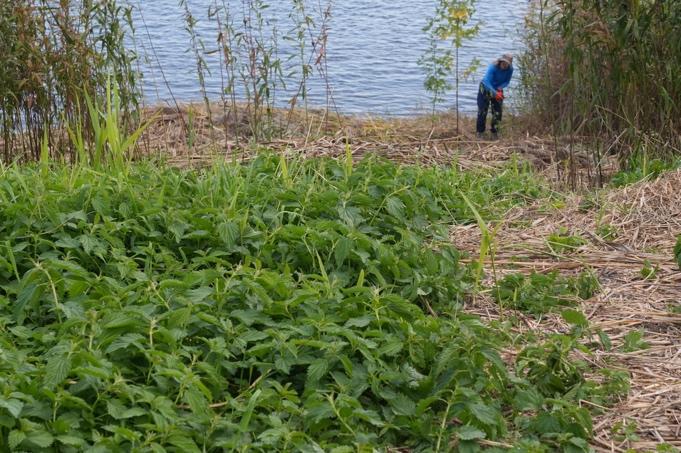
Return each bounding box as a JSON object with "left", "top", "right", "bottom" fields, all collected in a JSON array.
[{"left": 481, "top": 63, "right": 513, "bottom": 95}]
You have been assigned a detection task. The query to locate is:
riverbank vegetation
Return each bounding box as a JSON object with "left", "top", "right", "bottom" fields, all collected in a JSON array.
[
  {"left": 519, "top": 0, "right": 681, "bottom": 181},
  {"left": 1, "top": 0, "right": 680, "bottom": 451}
]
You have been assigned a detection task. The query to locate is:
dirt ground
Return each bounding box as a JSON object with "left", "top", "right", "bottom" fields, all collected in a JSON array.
[{"left": 142, "top": 104, "right": 680, "bottom": 451}]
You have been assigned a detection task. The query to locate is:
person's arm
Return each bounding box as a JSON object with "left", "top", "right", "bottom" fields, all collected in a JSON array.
[
  {"left": 481, "top": 64, "right": 497, "bottom": 94},
  {"left": 498, "top": 67, "right": 514, "bottom": 90}
]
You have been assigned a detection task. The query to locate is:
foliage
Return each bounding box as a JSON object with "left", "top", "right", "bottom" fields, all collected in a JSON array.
[
  {"left": 0, "top": 154, "right": 622, "bottom": 450},
  {"left": 494, "top": 270, "right": 600, "bottom": 315},
  {"left": 595, "top": 224, "right": 617, "bottom": 241},
  {"left": 0, "top": 0, "right": 139, "bottom": 163},
  {"left": 546, "top": 228, "right": 587, "bottom": 254},
  {"left": 639, "top": 260, "right": 658, "bottom": 281},
  {"left": 419, "top": 0, "right": 480, "bottom": 122},
  {"left": 518, "top": 0, "right": 681, "bottom": 161},
  {"left": 675, "top": 235, "right": 681, "bottom": 270},
  {"left": 620, "top": 330, "right": 650, "bottom": 353},
  {"left": 610, "top": 156, "right": 681, "bottom": 188},
  {"left": 210, "top": 0, "right": 333, "bottom": 141}
]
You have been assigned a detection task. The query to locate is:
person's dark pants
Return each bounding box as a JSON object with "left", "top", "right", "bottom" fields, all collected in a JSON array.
[{"left": 476, "top": 83, "right": 503, "bottom": 134}]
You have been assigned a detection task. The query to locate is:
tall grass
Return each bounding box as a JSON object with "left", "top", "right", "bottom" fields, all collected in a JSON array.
[
  {"left": 519, "top": 0, "right": 681, "bottom": 169},
  {"left": 0, "top": 0, "right": 139, "bottom": 163},
  {"left": 209, "top": 0, "right": 334, "bottom": 143}
]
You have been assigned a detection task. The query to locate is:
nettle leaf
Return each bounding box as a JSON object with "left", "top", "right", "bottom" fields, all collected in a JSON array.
[
  {"left": 307, "top": 358, "right": 330, "bottom": 382},
  {"left": 78, "top": 234, "right": 105, "bottom": 255},
  {"left": 344, "top": 315, "right": 373, "bottom": 329},
  {"left": 0, "top": 398, "right": 24, "bottom": 418},
  {"left": 241, "top": 330, "right": 269, "bottom": 343},
  {"left": 186, "top": 286, "right": 213, "bottom": 303},
  {"left": 105, "top": 333, "right": 145, "bottom": 353},
  {"left": 390, "top": 393, "right": 416, "bottom": 416},
  {"left": 61, "top": 210, "right": 88, "bottom": 223},
  {"left": 8, "top": 430, "right": 25, "bottom": 449},
  {"left": 44, "top": 354, "right": 72, "bottom": 390},
  {"left": 258, "top": 427, "right": 289, "bottom": 445},
  {"left": 14, "top": 282, "right": 44, "bottom": 324},
  {"left": 55, "top": 236, "right": 81, "bottom": 249},
  {"left": 457, "top": 425, "right": 487, "bottom": 440},
  {"left": 218, "top": 221, "right": 240, "bottom": 248},
  {"left": 378, "top": 339, "right": 404, "bottom": 357},
  {"left": 184, "top": 387, "right": 210, "bottom": 417},
  {"left": 103, "top": 313, "right": 142, "bottom": 330},
  {"left": 169, "top": 218, "right": 189, "bottom": 240},
  {"left": 468, "top": 402, "right": 498, "bottom": 426},
  {"left": 107, "top": 400, "right": 147, "bottom": 420},
  {"left": 330, "top": 447, "right": 354, "bottom": 453},
  {"left": 230, "top": 309, "right": 267, "bottom": 326},
  {"left": 25, "top": 429, "right": 55, "bottom": 448},
  {"left": 334, "top": 237, "right": 352, "bottom": 266},
  {"left": 57, "top": 434, "right": 87, "bottom": 447},
  {"left": 385, "top": 196, "right": 406, "bottom": 218},
  {"left": 513, "top": 388, "right": 544, "bottom": 411},
  {"left": 239, "top": 390, "right": 262, "bottom": 433},
  {"left": 561, "top": 309, "right": 588, "bottom": 327}
]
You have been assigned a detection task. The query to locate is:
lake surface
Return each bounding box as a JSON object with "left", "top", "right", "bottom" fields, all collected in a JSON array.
[{"left": 131, "top": 0, "right": 528, "bottom": 115}]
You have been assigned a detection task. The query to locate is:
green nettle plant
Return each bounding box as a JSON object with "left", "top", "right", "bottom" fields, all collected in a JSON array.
[
  {"left": 0, "top": 154, "right": 623, "bottom": 451},
  {"left": 419, "top": 0, "right": 480, "bottom": 131}
]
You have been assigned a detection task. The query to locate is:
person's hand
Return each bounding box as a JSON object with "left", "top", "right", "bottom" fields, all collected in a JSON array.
[{"left": 495, "top": 89, "right": 504, "bottom": 101}]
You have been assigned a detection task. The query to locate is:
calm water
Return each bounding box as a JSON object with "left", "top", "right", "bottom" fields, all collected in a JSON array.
[{"left": 132, "top": 0, "right": 528, "bottom": 115}]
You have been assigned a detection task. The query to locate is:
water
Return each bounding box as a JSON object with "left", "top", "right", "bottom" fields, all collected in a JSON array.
[{"left": 131, "top": 0, "right": 528, "bottom": 115}]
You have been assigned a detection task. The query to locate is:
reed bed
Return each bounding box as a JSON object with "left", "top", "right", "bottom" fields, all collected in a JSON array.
[
  {"left": 518, "top": 0, "right": 681, "bottom": 168},
  {"left": 0, "top": 0, "right": 139, "bottom": 163}
]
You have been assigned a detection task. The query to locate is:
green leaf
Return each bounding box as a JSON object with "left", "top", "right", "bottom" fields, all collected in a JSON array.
[
  {"left": 239, "top": 390, "right": 262, "bottom": 432},
  {"left": 468, "top": 402, "right": 498, "bottom": 426},
  {"left": 25, "top": 429, "right": 55, "bottom": 448},
  {"left": 186, "top": 286, "right": 213, "bottom": 303},
  {"left": 334, "top": 237, "right": 352, "bottom": 266},
  {"left": 218, "top": 221, "right": 240, "bottom": 248},
  {"left": 14, "top": 283, "right": 43, "bottom": 324},
  {"left": 386, "top": 196, "right": 406, "bottom": 218},
  {"left": 513, "top": 388, "right": 544, "bottom": 411},
  {"left": 0, "top": 398, "right": 24, "bottom": 418},
  {"left": 598, "top": 330, "right": 612, "bottom": 351},
  {"left": 307, "top": 358, "right": 329, "bottom": 382},
  {"left": 378, "top": 340, "right": 403, "bottom": 357},
  {"left": 674, "top": 235, "right": 681, "bottom": 269},
  {"left": 8, "top": 430, "right": 26, "bottom": 449},
  {"left": 107, "top": 400, "right": 147, "bottom": 420},
  {"left": 561, "top": 309, "right": 589, "bottom": 327},
  {"left": 57, "top": 435, "right": 87, "bottom": 447},
  {"left": 167, "top": 434, "right": 201, "bottom": 453},
  {"left": 344, "top": 315, "right": 373, "bottom": 328},
  {"left": 184, "top": 387, "right": 209, "bottom": 417},
  {"left": 390, "top": 393, "right": 416, "bottom": 416},
  {"left": 78, "top": 234, "right": 104, "bottom": 255},
  {"left": 106, "top": 333, "right": 145, "bottom": 353},
  {"left": 44, "top": 354, "right": 72, "bottom": 389},
  {"left": 330, "top": 447, "right": 354, "bottom": 453},
  {"left": 457, "top": 425, "right": 487, "bottom": 440},
  {"left": 230, "top": 309, "right": 265, "bottom": 326}
]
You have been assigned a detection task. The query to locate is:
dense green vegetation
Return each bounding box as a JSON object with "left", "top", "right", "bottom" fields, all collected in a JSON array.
[
  {"left": 519, "top": 0, "right": 681, "bottom": 164},
  {"left": 0, "top": 155, "right": 628, "bottom": 451},
  {"left": 494, "top": 271, "right": 599, "bottom": 316}
]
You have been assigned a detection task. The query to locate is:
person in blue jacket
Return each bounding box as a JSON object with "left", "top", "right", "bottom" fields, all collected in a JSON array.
[{"left": 476, "top": 54, "right": 513, "bottom": 139}]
